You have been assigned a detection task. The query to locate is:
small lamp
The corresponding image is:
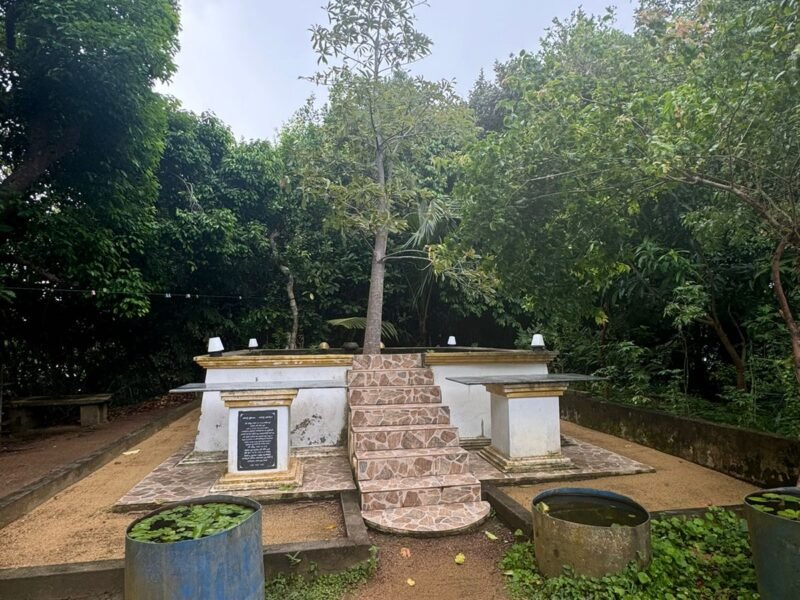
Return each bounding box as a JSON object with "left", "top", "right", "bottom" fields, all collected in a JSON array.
[
  {"left": 531, "top": 334, "right": 545, "bottom": 350},
  {"left": 248, "top": 338, "right": 258, "bottom": 349},
  {"left": 319, "top": 342, "right": 330, "bottom": 350},
  {"left": 447, "top": 335, "right": 457, "bottom": 346},
  {"left": 208, "top": 336, "right": 224, "bottom": 357}
]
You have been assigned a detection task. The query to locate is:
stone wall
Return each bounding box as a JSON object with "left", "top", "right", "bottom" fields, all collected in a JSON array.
[{"left": 561, "top": 392, "right": 800, "bottom": 487}]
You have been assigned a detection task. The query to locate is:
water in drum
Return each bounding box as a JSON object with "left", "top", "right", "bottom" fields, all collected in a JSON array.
[{"left": 537, "top": 494, "right": 647, "bottom": 527}]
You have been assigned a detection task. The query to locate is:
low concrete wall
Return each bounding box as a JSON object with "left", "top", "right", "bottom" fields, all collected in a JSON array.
[
  {"left": 0, "top": 398, "right": 200, "bottom": 530},
  {"left": 0, "top": 491, "right": 372, "bottom": 600},
  {"left": 561, "top": 392, "right": 800, "bottom": 487}
]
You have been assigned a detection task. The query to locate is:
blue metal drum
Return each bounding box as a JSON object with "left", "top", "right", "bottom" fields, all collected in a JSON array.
[{"left": 124, "top": 495, "right": 263, "bottom": 600}]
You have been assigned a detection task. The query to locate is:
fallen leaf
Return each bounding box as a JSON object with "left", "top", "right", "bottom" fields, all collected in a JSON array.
[
  {"left": 455, "top": 552, "right": 465, "bottom": 565},
  {"left": 324, "top": 524, "right": 337, "bottom": 530},
  {"left": 484, "top": 530, "right": 498, "bottom": 541},
  {"left": 406, "top": 578, "right": 416, "bottom": 587},
  {"left": 400, "top": 547, "right": 411, "bottom": 558},
  {"left": 122, "top": 449, "right": 140, "bottom": 456}
]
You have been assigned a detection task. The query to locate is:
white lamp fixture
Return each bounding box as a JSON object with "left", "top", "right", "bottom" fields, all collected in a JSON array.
[
  {"left": 531, "top": 334, "right": 545, "bottom": 350},
  {"left": 208, "top": 336, "right": 224, "bottom": 357},
  {"left": 248, "top": 338, "right": 259, "bottom": 349},
  {"left": 447, "top": 335, "right": 457, "bottom": 346}
]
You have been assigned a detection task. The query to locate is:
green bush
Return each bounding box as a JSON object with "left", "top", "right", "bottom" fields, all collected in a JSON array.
[
  {"left": 501, "top": 508, "right": 758, "bottom": 599},
  {"left": 264, "top": 550, "right": 377, "bottom": 600}
]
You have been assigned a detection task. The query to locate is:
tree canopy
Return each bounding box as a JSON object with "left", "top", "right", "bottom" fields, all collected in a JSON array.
[{"left": 3, "top": 0, "right": 800, "bottom": 438}]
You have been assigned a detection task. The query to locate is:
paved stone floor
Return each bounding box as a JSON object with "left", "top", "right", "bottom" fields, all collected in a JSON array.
[
  {"left": 114, "top": 433, "right": 652, "bottom": 512},
  {"left": 114, "top": 445, "right": 357, "bottom": 511},
  {"left": 469, "top": 434, "right": 653, "bottom": 484},
  {"left": 362, "top": 500, "right": 492, "bottom": 535}
]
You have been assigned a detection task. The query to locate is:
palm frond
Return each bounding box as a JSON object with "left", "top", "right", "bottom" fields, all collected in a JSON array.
[{"left": 327, "top": 317, "right": 400, "bottom": 341}]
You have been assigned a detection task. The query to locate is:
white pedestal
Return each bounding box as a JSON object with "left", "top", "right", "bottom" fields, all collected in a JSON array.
[
  {"left": 212, "top": 390, "right": 303, "bottom": 491},
  {"left": 480, "top": 383, "right": 572, "bottom": 472}
]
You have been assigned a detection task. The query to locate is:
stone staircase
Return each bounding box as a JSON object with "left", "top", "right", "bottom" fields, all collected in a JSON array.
[{"left": 348, "top": 353, "right": 490, "bottom": 535}]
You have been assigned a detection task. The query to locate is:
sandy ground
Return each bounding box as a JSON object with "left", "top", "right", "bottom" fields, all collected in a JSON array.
[
  {"left": 502, "top": 420, "right": 759, "bottom": 512},
  {"left": 0, "top": 398, "right": 195, "bottom": 495},
  {"left": 350, "top": 517, "right": 514, "bottom": 600},
  {"left": 0, "top": 410, "right": 344, "bottom": 568}
]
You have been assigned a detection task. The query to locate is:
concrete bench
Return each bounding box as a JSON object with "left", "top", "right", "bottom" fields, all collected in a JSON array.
[{"left": 7, "top": 394, "right": 112, "bottom": 432}]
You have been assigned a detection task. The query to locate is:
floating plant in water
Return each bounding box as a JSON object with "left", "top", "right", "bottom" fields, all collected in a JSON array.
[
  {"left": 746, "top": 492, "right": 800, "bottom": 521},
  {"left": 128, "top": 502, "right": 255, "bottom": 543}
]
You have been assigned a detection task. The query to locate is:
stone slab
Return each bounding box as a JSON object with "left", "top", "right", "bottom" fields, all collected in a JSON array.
[
  {"left": 361, "top": 500, "right": 491, "bottom": 536},
  {"left": 447, "top": 373, "right": 601, "bottom": 386},
  {"left": 170, "top": 381, "right": 346, "bottom": 393}
]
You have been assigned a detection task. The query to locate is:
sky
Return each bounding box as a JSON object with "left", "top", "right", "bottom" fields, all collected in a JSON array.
[{"left": 160, "top": 1, "right": 637, "bottom": 141}]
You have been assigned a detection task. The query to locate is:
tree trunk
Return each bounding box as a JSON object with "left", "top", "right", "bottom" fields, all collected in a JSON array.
[
  {"left": 285, "top": 272, "right": 299, "bottom": 350},
  {"left": 771, "top": 236, "right": 800, "bottom": 386},
  {"left": 0, "top": 122, "right": 80, "bottom": 198},
  {"left": 268, "top": 232, "right": 299, "bottom": 350},
  {"left": 707, "top": 315, "right": 747, "bottom": 390},
  {"left": 363, "top": 125, "right": 389, "bottom": 355},
  {"left": 363, "top": 226, "right": 388, "bottom": 354}
]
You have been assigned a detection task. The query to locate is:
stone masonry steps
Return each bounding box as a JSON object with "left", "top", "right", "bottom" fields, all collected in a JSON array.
[
  {"left": 359, "top": 474, "right": 482, "bottom": 510},
  {"left": 355, "top": 446, "right": 470, "bottom": 481},
  {"left": 361, "top": 501, "right": 491, "bottom": 535},
  {"left": 350, "top": 404, "right": 451, "bottom": 427},
  {"left": 348, "top": 385, "right": 441, "bottom": 406},
  {"left": 348, "top": 352, "right": 488, "bottom": 535},
  {"left": 352, "top": 353, "right": 422, "bottom": 370},
  {"left": 347, "top": 367, "right": 434, "bottom": 387},
  {"left": 351, "top": 424, "right": 459, "bottom": 451}
]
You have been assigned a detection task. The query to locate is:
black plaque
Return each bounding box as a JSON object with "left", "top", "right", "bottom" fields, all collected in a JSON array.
[{"left": 237, "top": 409, "right": 278, "bottom": 471}]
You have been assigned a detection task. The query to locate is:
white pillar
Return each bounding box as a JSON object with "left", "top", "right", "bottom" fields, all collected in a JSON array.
[{"left": 480, "top": 383, "right": 572, "bottom": 472}]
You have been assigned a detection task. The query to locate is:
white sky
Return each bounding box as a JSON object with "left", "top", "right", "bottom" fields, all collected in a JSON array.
[{"left": 160, "top": 1, "right": 636, "bottom": 140}]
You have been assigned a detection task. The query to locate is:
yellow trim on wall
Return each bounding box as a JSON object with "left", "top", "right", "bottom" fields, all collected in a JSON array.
[
  {"left": 195, "top": 349, "right": 556, "bottom": 369},
  {"left": 221, "top": 389, "right": 297, "bottom": 407},
  {"left": 195, "top": 354, "right": 355, "bottom": 369},
  {"left": 423, "top": 351, "right": 556, "bottom": 366},
  {"left": 485, "top": 383, "right": 569, "bottom": 398}
]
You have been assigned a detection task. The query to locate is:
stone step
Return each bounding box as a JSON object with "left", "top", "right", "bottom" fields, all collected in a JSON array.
[
  {"left": 359, "top": 474, "right": 481, "bottom": 511},
  {"left": 347, "top": 368, "right": 434, "bottom": 388},
  {"left": 348, "top": 385, "right": 441, "bottom": 406},
  {"left": 361, "top": 501, "right": 491, "bottom": 536},
  {"left": 355, "top": 447, "right": 470, "bottom": 481},
  {"left": 352, "top": 424, "right": 459, "bottom": 451},
  {"left": 352, "top": 353, "right": 423, "bottom": 370},
  {"left": 350, "top": 404, "right": 451, "bottom": 427}
]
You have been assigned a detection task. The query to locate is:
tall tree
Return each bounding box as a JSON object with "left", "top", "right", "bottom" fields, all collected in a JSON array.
[
  {"left": 1, "top": 0, "right": 180, "bottom": 313},
  {"left": 308, "top": 0, "right": 469, "bottom": 353},
  {"left": 456, "top": 2, "right": 800, "bottom": 398}
]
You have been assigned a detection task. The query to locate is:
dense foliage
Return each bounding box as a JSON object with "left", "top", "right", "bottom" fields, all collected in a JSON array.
[
  {"left": 2, "top": 0, "right": 800, "bottom": 437},
  {"left": 501, "top": 509, "right": 758, "bottom": 599},
  {"left": 455, "top": 0, "right": 800, "bottom": 436}
]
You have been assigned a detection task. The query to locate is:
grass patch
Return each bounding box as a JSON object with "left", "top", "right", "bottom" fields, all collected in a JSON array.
[
  {"left": 501, "top": 508, "right": 758, "bottom": 599},
  {"left": 264, "top": 549, "right": 377, "bottom": 600}
]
